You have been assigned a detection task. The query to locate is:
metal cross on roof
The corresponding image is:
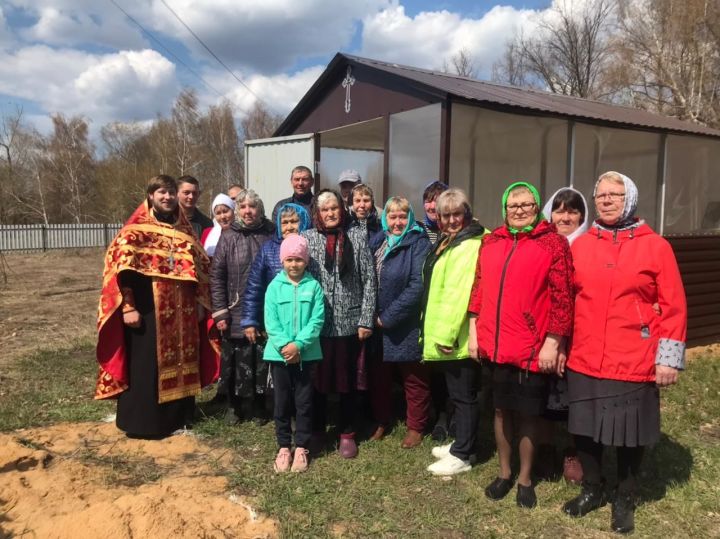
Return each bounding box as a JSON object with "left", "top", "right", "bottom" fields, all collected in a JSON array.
[{"left": 341, "top": 66, "right": 355, "bottom": 114}]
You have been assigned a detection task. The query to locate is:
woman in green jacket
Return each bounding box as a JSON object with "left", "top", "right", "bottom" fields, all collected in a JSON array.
[
  {"left": 421, "top": 188, "right": 487, "bottom": 476},
  {"left": 264, "top": 234, "right": 325, "bottom": 473}
]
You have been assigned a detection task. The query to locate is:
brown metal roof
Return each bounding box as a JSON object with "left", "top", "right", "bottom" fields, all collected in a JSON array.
[{"left": 280, "top": 53, "right": 720, "bottom": 138}]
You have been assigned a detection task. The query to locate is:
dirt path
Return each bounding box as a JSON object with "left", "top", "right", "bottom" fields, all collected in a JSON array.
[
  {"left": 0, "top": 249, "right": 104, "bottom": 368},
  {"left": 0, "top": 422, "right": 277, "bottom": 538}
]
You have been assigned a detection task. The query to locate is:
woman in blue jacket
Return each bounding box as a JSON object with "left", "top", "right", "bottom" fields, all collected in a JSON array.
[
  {"left": 241, "top": 203, "right": 312, "bottom": 343},
  {"left": 368, "top": 197, "right": 432, "bottom": 448}
]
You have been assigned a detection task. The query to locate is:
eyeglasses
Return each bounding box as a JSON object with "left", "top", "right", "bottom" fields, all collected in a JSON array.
[
  {"left": 594, "top": 192, "right": 626, "bottom": 201},
  {"left": 506, "top": 202, "right": 537, "bottom": 213}
]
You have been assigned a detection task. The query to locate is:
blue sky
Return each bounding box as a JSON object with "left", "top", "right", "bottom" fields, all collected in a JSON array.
[{"left": 0, "top": 1, "right": 555, "bottom": 133}]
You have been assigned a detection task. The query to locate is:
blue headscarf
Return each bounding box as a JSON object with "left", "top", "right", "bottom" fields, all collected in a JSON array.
[
  {"left": 275, "top": 202, "right": 311, "bottom": 240},
  {"left": 381, "top": 197, "right": 424, "bottom": 258}
]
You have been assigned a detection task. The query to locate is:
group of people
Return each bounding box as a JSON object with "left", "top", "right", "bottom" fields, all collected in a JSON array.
[{"left": 96, "top": 165, "right": 687, "bottom": 535}]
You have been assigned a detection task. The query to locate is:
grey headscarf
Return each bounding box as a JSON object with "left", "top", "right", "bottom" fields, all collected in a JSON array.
[{"left": 592, "top": 171, "right": 640, "bottom": 230}]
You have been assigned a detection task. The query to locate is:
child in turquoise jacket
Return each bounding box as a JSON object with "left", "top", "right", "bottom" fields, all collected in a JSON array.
[{"left": 264, "top": 233, "right": 325, "bottom": 472}]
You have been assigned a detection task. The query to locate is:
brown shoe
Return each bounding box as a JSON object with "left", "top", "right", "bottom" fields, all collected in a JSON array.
[
  {"left": 369, "top": 425, "right": 386, "bottom": 441},
  {"left": 401, "top": 429, "right": 423, "bottom": 449}
]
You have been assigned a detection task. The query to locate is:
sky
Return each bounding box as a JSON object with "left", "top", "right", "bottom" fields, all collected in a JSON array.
[{"left": 0, "top": 0, "right": 557, "bottom": 135}]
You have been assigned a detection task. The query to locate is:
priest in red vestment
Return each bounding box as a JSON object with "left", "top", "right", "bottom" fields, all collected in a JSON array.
[{"left": 95, "top": 174, "right": 220, "bottom": 438}]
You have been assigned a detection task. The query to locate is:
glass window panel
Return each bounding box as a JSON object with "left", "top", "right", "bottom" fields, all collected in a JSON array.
[
  {"left": 388, "top": 104, "right": 442, "bottom": 214},
  {"left": 665, "top": 135, "right": 720, "bottom": 234},
  {"left": 449, "top": 104, "right": 567, "bottom": 228},
  {"left": 318, "top": 147, "right": 384, "bottom": 203},
  {"left": 573, "top": 124, "right": 661, "bottom": 229}
]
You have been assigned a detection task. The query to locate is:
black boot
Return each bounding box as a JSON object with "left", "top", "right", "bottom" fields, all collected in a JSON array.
[
  {"left": 611, "top": 491, "right": 635, "bottom": 534},
  {"left": 563, "top": 482, "right": 607, "bottom": 517}
]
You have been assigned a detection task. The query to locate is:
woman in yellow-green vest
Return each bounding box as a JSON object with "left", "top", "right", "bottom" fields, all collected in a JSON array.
[{"left": 420, "top": 188, "right": 487, "bottom": 476}]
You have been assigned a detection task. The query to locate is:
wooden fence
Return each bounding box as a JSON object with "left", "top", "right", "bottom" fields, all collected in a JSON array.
[{"left": 0, "top": 223, "right": 123, "bottom": 253}]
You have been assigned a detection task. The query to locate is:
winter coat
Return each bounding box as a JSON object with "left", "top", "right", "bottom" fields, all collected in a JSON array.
[
  {"left": 302, "top": 226, "right": 377, "bottom": 337},
  {"left": 468, "top": 220, "right": 574, "bottom": 373},
  {"left": 567, "top": 222, "right": 687, "bottom": 382},
  {"left": 263, "top": 271, "right": 325, "bottom": 362},
  {"left": 241, "top": 237, "right": 282, "bottom": 331},
  {"left": 420, "top": 222, "right": 486, "bottom": 361},
  {"left": 210, "top": 219, "right": 274, "bottom": 338},
  {"left": 370, "top": 228, "right": 431, "bottom": 362}
]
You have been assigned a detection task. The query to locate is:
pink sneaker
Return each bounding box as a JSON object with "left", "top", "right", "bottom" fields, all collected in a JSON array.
[
  {"left": 274, "top": 447, "right": 292, "bottom": 473},
  {"left": 291, "top": 448, "right": 309, "bottom": 472}
]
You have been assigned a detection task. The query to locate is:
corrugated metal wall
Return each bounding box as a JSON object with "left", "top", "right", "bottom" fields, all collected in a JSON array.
[{"left": 666, "top": 235, "right": 720, "bottom": 346}]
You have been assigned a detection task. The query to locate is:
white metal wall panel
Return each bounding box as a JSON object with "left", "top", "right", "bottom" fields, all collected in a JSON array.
[{"left": 244, "top": 134, "right": 315, "bottom": 212}]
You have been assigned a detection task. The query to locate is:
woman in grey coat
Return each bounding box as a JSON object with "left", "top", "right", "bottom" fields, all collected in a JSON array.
[
  {"left": 302, "top": 189, "right": 377, "bottom": 458},
  {"left": 210, "top": 189, "right": 274, "bottom": 424}
]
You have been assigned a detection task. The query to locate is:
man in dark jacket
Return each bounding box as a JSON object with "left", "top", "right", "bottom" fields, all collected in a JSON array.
[
  {"left": 178, "top": 175, "right": 213, "bottom": 238},
  {"left": 271, "top": 166, "right": 315, "bottom": 222}
]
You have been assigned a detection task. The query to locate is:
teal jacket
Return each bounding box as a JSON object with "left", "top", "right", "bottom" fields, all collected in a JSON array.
[{"left": 263, "top": 271, "right": 325, "bottom": 363}]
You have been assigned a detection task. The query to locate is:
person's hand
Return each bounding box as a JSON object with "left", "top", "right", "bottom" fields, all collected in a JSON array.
[
  {"left": 375, "top": 316, "right": 384, "bottom": 328},
  {"left": 468, "top": 316, "right": 480, "bottom": 361},
  {"left": 556, "top": 340, "right": 568, "bottom": 376},
  {"left": 556, "top": 349, "right": 567, "bottom": 376},
  {"left": 244, "top": 326, "right": 258, "bottom": 343},
  {"left": 216, "top": 319, "right": 228, "bottom": 332},
  {"left": 123, "top": 310, "right": 141, "bottom": 328},
  {"left": 652, "top": 303, "right": 661, "bottom": 315},
  {"left": 358, "top": 327, "right": 373, "bottom": 341},
  {"left": 656, "top": 365, "right": 679, "bottom": 387},
  {"left": 436, "top": 344, "right": 454, "bottom": 355},
  {"left": 281, "top": 343, "right": 300, "bottom": 363},
  {"left": 538, "top": 336, "right": 560, "bottom": 373}
]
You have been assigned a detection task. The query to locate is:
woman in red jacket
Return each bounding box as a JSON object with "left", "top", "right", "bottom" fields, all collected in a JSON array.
[
  {"left": 562, "top": 171, "right": 687, "bottom": 534},
  {"left": 468, "top": 182, "right": 574, "bottom": 508}
]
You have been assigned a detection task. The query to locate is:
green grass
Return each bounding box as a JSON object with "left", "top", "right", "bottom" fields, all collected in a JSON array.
[
  {"left": 2, "top": 341, "right": 720, "bottom": 538},
  {"left": 0, "top": 338, "right": 113, "bottom": 431}
]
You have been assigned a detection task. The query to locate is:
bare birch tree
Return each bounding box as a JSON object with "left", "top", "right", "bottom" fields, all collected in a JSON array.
[{"left": 493, "top": 0, "right": 618, "bottom": 99}]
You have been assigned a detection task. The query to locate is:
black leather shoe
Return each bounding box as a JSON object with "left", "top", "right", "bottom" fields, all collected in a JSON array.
[
  {"left": 485, "top": 477, "right": 514, "bottom": 500},
  {"left": 563, "top": 484, "right": 607, "bottom": 517},
  {"left": 611, "top": 492, "right": 635, "bottom": 534},
  {"left": 516, "top": 483, "right": 537, "bottom": 508}
]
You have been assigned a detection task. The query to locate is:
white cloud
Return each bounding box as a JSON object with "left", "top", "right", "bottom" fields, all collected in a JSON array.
[
  {"left": 360, "top": 4, "right": 538, "bottom": 78},
  {"left": 147, "top": 0, "right": 390, "bottom": 74},
  {"left": 7, "top": 0, "right": 146, "bottom": 50},
  {"left": 0, "top": 46, "right": 179, "bottom": 124},
  {"left": 200, "top": 65, "right": 326, "bottom": 118}
]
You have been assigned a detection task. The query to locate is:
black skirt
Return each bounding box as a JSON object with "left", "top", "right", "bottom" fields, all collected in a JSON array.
[
  {"left": 566, "top": 369, "right": 660, "bottom": 447},
  {"left": 488, "top": 362, "right": 549, "bottom": 416},
  {"left": 116, "top": 272, "right": 193, "bottom": 438}
]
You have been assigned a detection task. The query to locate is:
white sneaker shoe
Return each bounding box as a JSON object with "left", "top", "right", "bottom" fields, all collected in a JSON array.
[
  {"left": 427, "top": 453, "right": 471, "bottom": 476},
  {"left": 431, "top": 443, "right": 453, "bottom": 459}
]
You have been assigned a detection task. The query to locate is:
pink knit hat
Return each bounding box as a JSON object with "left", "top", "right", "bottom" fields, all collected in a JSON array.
[{"left": 280, "top": 233, "right": 309, "bottom": 264}]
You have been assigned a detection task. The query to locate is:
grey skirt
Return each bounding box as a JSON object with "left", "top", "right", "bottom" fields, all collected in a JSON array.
[{"left": 567, "top": 369, "right": 660, "bottom": 447}]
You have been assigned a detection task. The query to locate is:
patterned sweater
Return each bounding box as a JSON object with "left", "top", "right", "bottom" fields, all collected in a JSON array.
[{"left": 302, "top": 227, "right": 377, "bottom": 337}]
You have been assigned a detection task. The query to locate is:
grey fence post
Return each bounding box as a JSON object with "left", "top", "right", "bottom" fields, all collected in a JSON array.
[{"left": 42, "top": 225, "right": 48, "bottom": 252}]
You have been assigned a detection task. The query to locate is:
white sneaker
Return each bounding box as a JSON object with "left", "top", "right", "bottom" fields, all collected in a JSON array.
[
  {"left": 431, "top": 443, "right": 453, "bottom": 459},
  {"left": 427, "top": 453, "right": 472, "bottom": 476}
]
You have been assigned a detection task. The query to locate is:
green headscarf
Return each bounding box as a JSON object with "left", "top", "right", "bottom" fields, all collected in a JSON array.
[
  {"left": 502, "top": 181, "right": 544, "bottom": 235},
  {"left": 381, "top": 197, "right": 424, "bottom": 258}
]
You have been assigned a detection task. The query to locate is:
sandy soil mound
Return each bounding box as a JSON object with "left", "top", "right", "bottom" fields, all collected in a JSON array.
[{"left": 0, "top": 422, "right": 277, "bottom": 538}]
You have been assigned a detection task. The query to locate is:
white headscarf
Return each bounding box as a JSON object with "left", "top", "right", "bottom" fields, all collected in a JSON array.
[
  {"left": 542, "top": 187, "right": 590, "bottom": 245},
  {"left": 203, "top": 193, "right": 235, "bottom": 257},
  {"left": 592, "top": 171, "right": 640, "bottom": 230}
]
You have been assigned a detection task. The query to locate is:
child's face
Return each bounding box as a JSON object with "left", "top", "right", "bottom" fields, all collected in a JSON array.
[{"left": 283, "top": 256, "right": 307, "bottom": 280}]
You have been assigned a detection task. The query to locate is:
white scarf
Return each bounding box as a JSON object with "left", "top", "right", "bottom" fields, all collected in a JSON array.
[{"left": 203, "top": 193, "right": 235, "bottom": 256}]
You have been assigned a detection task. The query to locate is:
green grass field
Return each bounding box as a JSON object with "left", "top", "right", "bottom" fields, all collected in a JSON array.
[{"left": 1, "top": 342, "right": 718, "bottom": 538}]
